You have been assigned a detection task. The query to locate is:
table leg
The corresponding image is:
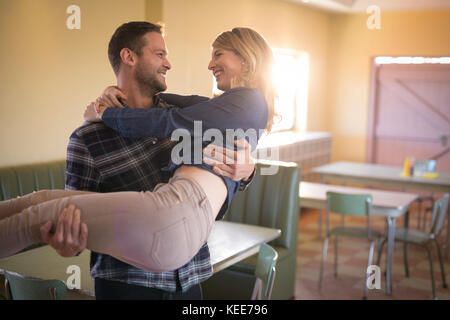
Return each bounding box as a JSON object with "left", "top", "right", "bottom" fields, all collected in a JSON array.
[
  {"left": 444, "top": 205, "right": 450, "bottom": 260},
  {"left": 319, "top": 209, "right": 323, "bottom": 239},
  {"left": 386, "top": 217, "right": 396, "bottom": 295},
  {"left": 318, "top": 175, "right": 325, "bottom": 239}
]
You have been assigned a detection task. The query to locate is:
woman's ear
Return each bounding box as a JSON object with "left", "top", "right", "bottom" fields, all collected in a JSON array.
[
  {"left": 120, "top": 48, "right": 136, "bottom": 67},
  {"left": 241, "top": 59, "right": 249, "bottom": 74}
]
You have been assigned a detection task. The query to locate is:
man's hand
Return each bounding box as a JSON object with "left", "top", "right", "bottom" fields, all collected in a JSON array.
[
  {"left": 40, "top": 204, "right": 88, "bottom": 258},
  {"left": 203, "top": 138, "right": 255, "bottom": 181}
]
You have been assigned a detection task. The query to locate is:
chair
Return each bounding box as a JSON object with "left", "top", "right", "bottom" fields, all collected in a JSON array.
[
  {"left": 318, "top": 192, "right": 383, "bottom": 299},
  {"left": 251, "top": 244, "right": 278, "bottom": 300},
  {"left": 377, "top": 193, "right": 449, "bottom": 300},
  {"left": 202, "top": 243, "right": 278, "bottom": 300},
  {"left": 4, "top": 271, "right": 67, "bottom": 300}
]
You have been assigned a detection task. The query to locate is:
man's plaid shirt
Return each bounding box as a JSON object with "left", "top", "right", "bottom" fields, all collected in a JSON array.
[{"left": 65, "top": 97, "right": 212, "bottom": 292}]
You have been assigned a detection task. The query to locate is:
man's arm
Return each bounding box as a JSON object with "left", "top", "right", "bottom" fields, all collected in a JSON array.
[
  {"left": 238, "top": 166, "right": 256, "bottom": 191},
  {"left": 40, "top": 204, "right": 88, "bottom": 257},
  {"left": 65, "top": 130, "right": 101, "bottom": 192},
  {"left": 203, "top": 138, "right": 256, "bottom": 189}
]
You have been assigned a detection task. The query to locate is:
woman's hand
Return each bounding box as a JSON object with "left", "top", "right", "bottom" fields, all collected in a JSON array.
[
  {"left": 97, "top": 86, "right": 127, "bottom": 107},
  {"left": 83, "top": 101, "right": 106, "bottom": 122}
]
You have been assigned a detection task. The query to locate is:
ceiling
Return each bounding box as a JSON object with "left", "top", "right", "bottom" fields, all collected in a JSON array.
[{"left": 286, "top": 0, "right": 450, "bottom": 13}]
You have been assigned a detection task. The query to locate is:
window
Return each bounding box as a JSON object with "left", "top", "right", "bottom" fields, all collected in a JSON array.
[{"left": 271, "top": 49, "right": 309, "bottom": 132}]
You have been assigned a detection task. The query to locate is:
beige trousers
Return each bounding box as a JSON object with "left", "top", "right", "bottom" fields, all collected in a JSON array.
[{"left": 0, "top": 175, "right": 214, "bottom": 272}]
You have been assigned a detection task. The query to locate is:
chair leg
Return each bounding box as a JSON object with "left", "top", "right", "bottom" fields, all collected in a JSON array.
[
  {"left": 334, "top": 236, "right": 338, "bottom": 277},
  {"left": 4, "top": 279, "right": 12, "bottom": 300},
  {"left": 363, "top": 241, "right": 376, "bottom": 300},
  {"left": 424, "top": 244, "right": 437, "bottom": 300},
  {"left": 376, "top": 238, "right": 386, "bottom": 267},
  {"left": 434, "top": 239, "right": 447, "bottom": 289},
  {"left": 417, "top": 200, "right": 422, "bottom": 230},
  {"left": 251, "top": 278, "right": 262, "bottom": 300},
  {"left": 318, "top": 237, "right": 329, "bottom": 293},
  {"left": 319, "top": 210, "right": 324, "bottom": 239},
  {"left": 403, "top": 242, "right": 410, "bottom": 278}
]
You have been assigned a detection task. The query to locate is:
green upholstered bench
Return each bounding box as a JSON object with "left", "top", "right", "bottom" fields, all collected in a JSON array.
[
  {"left": 0, "top": 159, "right": 66, "bottom": 201},
  {"left": 0, "top": 159, "right": 66, "bottom": 253},
  {"left": 0, "top": 159, "right": 67, "bottom": 299},
  {"left": 202, "top": 160, "right": 301, "bottom": 300}
]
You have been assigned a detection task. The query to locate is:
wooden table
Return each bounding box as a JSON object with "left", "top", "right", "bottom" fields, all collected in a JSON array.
[
  {"left": 300, "top": 181, "right": 419, "bottom": 296},
  {"left": 0, "top": 221, "right": 280, "bottom": 298}
]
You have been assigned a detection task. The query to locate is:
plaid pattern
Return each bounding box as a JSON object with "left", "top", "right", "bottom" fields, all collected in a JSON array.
[{"left": 65, "top": 97, "right": 213, "bottom": 292}]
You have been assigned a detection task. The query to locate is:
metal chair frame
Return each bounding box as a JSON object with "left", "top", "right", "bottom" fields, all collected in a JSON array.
[
  {"left": 3, "top": 271, "right": 66, "bottom": 300},
  {"left": 251, "top": 243, "right": 278, "bottom": 300},
  {"left": 377, "top": 194, "right": 449, "bottom": 300},
  {"left": 318, "top": 192, "right": 383, "bottom": 299}
]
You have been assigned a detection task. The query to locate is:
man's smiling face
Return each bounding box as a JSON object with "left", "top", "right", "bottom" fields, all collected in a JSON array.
[{"left": 134, "top": 31, "right": 171, "bottom": 94}]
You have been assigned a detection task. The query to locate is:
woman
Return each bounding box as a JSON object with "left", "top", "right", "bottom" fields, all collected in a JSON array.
[{"left": 0, "top": 27, "right": 275, "bottom": 272}]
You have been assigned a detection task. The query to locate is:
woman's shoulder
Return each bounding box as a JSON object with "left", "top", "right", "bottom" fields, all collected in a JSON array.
[
  {"left": 222, "top": 87, "right": 266, "bottom": 108},
  {"left": 225, "top": 86, "right": 264, "bottom": 97}
]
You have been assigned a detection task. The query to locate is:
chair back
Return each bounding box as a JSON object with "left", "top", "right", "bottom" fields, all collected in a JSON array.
[
  {"left": 326, "top": 192, "right": 373, "bottom": 238},
  {"left": 429, "top": 193, "right": 449, "bottom": 237},
  {"left": 326, "top": 192, "right": 372, "bottom": 216},
  {"left": 4, "top": 271, "right": 67, "bottom": 300},
  {"left": 252, "top": 243, "right": 278, "bottom": 300},
  {"left": 224, "top": 160, "right": 300, "bottom": 250}
]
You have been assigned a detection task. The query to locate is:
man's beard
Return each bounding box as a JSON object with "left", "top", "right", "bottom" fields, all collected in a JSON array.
[{"left": 135, "top": 66, "right": 167, "bottom": 97}]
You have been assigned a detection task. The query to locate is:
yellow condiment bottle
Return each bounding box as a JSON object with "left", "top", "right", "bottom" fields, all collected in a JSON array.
[{"left": 402, "top": 157, "right": 410, "bottom": 176}]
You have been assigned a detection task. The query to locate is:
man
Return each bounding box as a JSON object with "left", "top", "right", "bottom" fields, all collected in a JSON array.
[{"left": 39, "top": 21, "right": 255, "bottom": 299}]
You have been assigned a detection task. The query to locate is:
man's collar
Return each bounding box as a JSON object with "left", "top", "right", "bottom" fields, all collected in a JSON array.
[
  {"left": 117, "top": 98, "right": 128, "bottom": 108},
  {"left": 153, "top": 94, "right": 161, "bottom": 106}
]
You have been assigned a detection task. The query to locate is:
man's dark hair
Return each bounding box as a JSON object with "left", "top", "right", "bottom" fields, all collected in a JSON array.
[{"left": 108, "top": 21, "right": 162, "bottom": 75}]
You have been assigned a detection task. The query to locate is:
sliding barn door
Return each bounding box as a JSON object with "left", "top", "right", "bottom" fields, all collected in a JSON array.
[{"left": 370, "top": 64, "right": 450, "bottom": 171}]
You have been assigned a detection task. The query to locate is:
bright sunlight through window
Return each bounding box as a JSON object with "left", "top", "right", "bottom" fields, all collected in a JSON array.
[{"left": 271, "top": 49, "right": 309, "bottom": 132}]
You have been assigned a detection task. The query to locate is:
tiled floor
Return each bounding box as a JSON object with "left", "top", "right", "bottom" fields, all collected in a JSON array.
[{"left": 295, "top": 208, "right": 450, "bottom": 300}]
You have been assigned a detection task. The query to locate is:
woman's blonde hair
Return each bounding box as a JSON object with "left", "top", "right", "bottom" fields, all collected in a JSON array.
[{"left": 212, "top": 27, "right": 276, "bottom": 133}]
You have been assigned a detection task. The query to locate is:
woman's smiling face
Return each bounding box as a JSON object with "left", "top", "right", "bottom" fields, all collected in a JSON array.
[{"left": 208, "top": 47, "right": 244, "bottom": 91}]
